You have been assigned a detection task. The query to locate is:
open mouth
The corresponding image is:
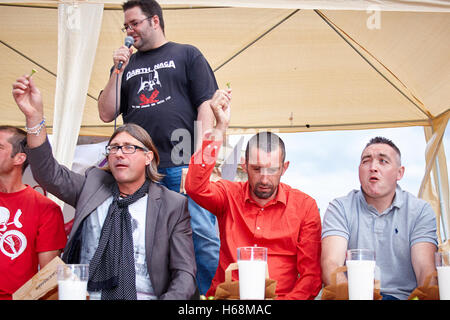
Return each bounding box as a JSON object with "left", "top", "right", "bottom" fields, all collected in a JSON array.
[{"left": 369, "top": 176, "right": 379, "bottom": 182}]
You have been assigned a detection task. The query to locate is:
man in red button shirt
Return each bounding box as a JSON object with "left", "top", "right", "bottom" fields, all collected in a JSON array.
[{"left": 185, "top": 89, "right": 322, "bottom": 299}]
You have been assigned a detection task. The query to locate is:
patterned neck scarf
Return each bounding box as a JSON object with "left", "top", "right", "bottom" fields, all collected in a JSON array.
[{"left": 87, "top": 179, "right": 150, "bottom": 300}]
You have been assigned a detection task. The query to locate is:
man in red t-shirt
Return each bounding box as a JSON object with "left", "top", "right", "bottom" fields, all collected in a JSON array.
[
  {"left": 0, "top": 126, "right": 67, "bottom": 300},
  {"left": 185, "top": 89, "right": 322, "bottom": 299}
]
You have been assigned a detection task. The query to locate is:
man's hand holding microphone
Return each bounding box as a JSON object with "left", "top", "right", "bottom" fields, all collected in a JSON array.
[{"left": 114, "top": 36, "right": 134, "bottom": 73}]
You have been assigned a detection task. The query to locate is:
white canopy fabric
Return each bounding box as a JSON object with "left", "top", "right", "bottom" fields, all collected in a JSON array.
[
  {"left": 47, "top": 3, "right": 104, "bottom": 208},
  {"left": 1, "top": 0, "right": 449, "bottom": 245},
  {"left": 2, "top": 2, "right": 449, "bottom": 135}
]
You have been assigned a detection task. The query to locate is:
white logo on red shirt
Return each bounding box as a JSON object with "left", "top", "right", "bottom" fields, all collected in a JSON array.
[{"left": 0, "top": 207, "right": 27, "bottom": 260}]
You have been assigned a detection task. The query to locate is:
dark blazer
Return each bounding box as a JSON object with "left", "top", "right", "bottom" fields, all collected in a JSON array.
[{"left": 25, "top": 138, "right": 197, "bottom": 299}]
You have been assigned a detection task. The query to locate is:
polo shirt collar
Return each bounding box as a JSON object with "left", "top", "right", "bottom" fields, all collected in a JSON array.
[
  {"left": 358, "top": 184, "right": 404, "bottom": 214},
  {"left": 391, "top": 185, "right": 404, "bottom": 209}
]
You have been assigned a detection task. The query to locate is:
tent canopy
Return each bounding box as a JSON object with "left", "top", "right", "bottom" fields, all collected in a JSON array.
[{"left": 1, "top": 1, "right": 449, "bottom": 136}]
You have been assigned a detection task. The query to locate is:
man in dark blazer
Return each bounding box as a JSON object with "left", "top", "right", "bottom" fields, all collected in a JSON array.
[{"left": 12, "top": 74, "right": 196, "bottom": 300}]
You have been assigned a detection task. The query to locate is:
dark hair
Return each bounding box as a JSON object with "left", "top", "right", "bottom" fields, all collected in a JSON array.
[
  {"left": 245, "top": 131, "right": 286, "bottom": 164},
  {"left": 0, "top": 126, "right": 28, "bottom": 172},
  {"left": 365, "top": 136, "right": 401, "bottom": 163},
  {"left": 122, "top": 0, "right": 165, "bottom": 34},
  {"left": 107, "top": 123, "right": 163, "bottom": 182}
]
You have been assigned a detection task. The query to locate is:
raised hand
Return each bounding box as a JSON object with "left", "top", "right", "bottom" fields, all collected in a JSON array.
[
  {"left": 12, "top": 75, "right": 47, "bottom": 147},
  {"left": 210, "top": 88, "right": 232, "bottom": 131},
  {"left": 12, "top": 75, "right": 44, "bottom": 121}
]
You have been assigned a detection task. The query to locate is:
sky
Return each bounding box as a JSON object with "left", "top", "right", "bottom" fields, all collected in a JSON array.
[{"left": 228, "top": 123, "right": 450, "bottom": 220}]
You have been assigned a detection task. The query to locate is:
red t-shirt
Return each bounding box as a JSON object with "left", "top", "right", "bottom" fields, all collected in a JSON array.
[
  {"left": 0, "top": 186, "right": 67, "bottom": 299},
  {"left": 186, "top": 140, "right": 322, "bottom": 300}
]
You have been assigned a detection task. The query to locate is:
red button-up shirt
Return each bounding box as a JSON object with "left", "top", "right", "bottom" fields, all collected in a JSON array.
[{"left": 186, "top": 139, "right": 322, "bottom": 299}]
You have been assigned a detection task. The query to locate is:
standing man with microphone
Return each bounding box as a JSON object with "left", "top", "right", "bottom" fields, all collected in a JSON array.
[{"left": 97, "top": 0, "right": 220, "bottom": 295}]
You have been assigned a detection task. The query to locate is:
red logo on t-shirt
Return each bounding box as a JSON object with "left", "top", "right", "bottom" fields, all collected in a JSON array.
[{"left": 139, "top": 89, "right": 159, "bottom": 105}]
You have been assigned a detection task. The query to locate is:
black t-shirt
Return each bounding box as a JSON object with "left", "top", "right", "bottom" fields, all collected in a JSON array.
[{"left": 119, "top": 42, "right": 218, "bottom": 168}]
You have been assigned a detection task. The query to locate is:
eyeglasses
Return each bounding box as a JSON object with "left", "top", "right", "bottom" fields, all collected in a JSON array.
[
  {"left": 121, "top": 17, "right": 151, "bottom": 33},
  {"left": 105, "top": 144, "right": 148, "bottom": 155}
]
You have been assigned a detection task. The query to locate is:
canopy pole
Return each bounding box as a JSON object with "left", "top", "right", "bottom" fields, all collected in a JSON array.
[{"left": 435, "top": 157, "right": 448, "bottom": 242}]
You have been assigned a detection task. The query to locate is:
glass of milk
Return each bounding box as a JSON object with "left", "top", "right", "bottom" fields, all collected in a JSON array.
[
  {"left": 237, "top": 247, "right": 267, "bottom": 300},
  {"left": 435, "top": 251, "right": 450, "bottom": 300},
  {"left": 57, "top": 264, "right": 89, "bottom": 300},
  {"left": 346, "top": 249, "right": 376, "bottom": 300}
]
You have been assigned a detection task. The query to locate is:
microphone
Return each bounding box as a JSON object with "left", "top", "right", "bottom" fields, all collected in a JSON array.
[{"left": 117, "top": 36, "right": 134, "bottom": 71}]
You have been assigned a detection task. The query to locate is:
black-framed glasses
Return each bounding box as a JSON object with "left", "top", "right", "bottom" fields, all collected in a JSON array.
[
  {"left": 121, "top": 17, "right": 151, "bottom": 33},
  {"left": 105, "top": 144, "right": 149, "bottom": 155}
]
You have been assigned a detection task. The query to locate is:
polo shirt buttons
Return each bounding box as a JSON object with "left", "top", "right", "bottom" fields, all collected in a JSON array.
[{"left": 374, "top": 218, "right": 386, "bottom": 234}]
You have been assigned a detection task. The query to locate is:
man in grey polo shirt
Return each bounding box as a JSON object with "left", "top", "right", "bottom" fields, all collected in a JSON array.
[{"left": 321, "top": 136, "right": 438, "bottom": 300}]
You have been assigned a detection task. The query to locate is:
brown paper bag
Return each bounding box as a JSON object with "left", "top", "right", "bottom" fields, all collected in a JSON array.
[
  {"left": 13, "top": 256, "right": 65, "bottom": 300},
  {"left": 408, "top": 271, "right": 440, "bottom": 300},
  {"left": 13, "top": 257, "right": 91, "bottom": 300},
  {"left": 322, "top": 266, "right": 382, "bottom": 300},
  {"left": 214, "top": 263, "right": 277, "bottom": 300}
]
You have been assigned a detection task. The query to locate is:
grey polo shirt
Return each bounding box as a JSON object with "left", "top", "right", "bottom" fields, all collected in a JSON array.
[{"left": 322, "top": 185, "right": 438, "bottom": 300}]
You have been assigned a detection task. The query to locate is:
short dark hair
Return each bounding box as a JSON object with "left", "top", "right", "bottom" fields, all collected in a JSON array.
[
  {"left": 245, "top": 131, "right": 286, "bottom": 164},
  {"left": 0, "top": 126, "right": 28, "bottom": 172},
  {"left": 365, "top": 136, "right": 401, "bottom": 163},
  {"left": 107, "top": 123, "right": 163, "bottom": 182},
  {"left": 122, "top": 0, "right": 165, "bottom": 34}
]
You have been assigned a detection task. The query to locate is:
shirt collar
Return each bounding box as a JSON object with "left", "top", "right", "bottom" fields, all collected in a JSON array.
[
  {"left": 391, "top": 185, "right": 404, "bottom": 209},
  {"left": 358, "top": 184, "right": 404, "bottom": 214},
  {"left": 244, "top": 182, "right": 288, "bottom": 207}
]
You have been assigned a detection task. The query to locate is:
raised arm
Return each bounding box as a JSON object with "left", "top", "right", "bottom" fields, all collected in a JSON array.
[
  {"left": 185, "top": 88, "right": 232, "bottom": 213},
  {"left": 195, "top": 100, "right": 214, "bottom": 152},
  {"left": 97, "top": 45, "right": 133, "bottom": 122},
  {"left": 207, "top": 88, "right": 232, "bottom": 139},
  {"left": 12, "top": 75, "right": 86, "bottom": 208},
  {"left": 12, "top": 75, "right": 47, "bottom": 148}
]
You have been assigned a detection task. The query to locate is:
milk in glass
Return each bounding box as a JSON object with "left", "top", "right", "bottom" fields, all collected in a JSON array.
[
  {"left": 346, "top": 260, "right": 376, "bottom": 300},
  {"left": 437, "top": 266, "right": 450, "bottom": 300},
  {"left": 57, "top": 264, "right": 89, "bottom": 300},
  {"left": 238, "top": 260, "right": 266, "bottom": 300},
  {"left": 58, "top": 279, "right": 88, "bottom": 300}
]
